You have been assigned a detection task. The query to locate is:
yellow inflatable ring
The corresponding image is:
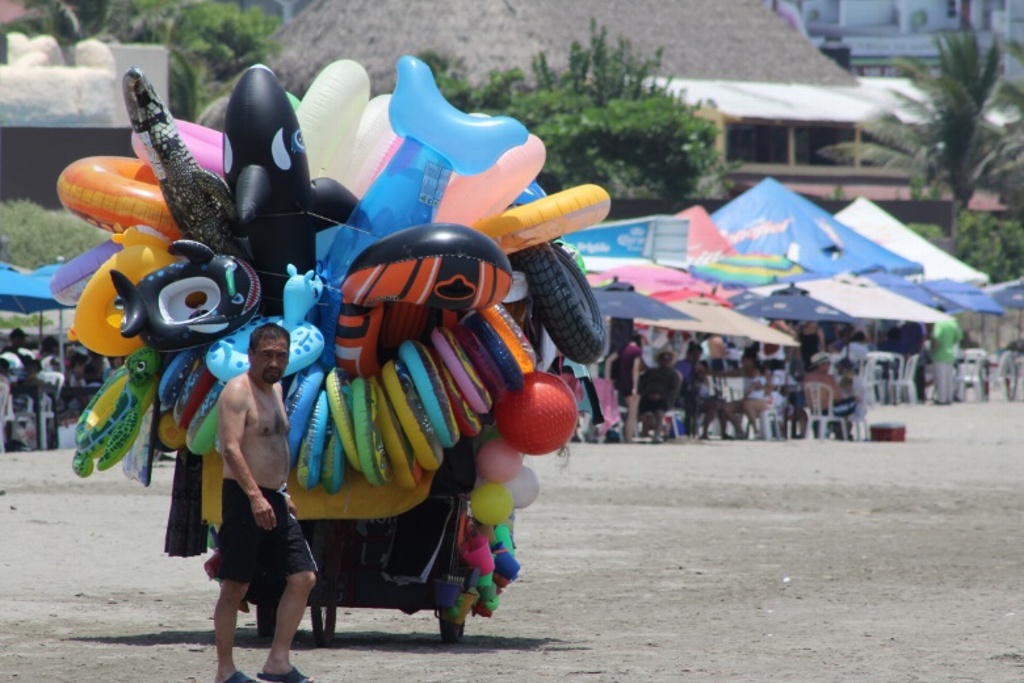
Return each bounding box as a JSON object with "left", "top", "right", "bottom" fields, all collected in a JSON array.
[
  {"left": 351, "top": 377, "right": 391, "bottom": 486},
  {"left": 371, "top": 377, "right": 421, "bottom": 490},
  {"left": 381, "top": 360, "right": 443, "bottom": 471},
  {"left": 56, "top": 156, "right": 181, "bottom": 240},
  {"left": 325, "top": 369, "right": 361, "bottom": 472},
  {"left": 472, "top": 184, "right": 611, "bottom": 253},
  {"left": 70, "top": 226, "right": 178, "bottom": 357}
]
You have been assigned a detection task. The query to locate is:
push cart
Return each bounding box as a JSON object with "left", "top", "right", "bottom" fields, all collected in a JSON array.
[{"left": 305, "top": 494, "right": 473, "bottom": 645}]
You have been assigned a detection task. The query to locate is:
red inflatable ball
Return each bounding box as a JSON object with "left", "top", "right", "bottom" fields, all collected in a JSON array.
[{"left": 493, "top": 371, "right": 577, "bottom": 455}]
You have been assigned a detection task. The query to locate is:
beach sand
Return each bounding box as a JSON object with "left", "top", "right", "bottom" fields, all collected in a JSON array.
[{"left": 0, "top": 401, "right": 1021, "bottom": 682}]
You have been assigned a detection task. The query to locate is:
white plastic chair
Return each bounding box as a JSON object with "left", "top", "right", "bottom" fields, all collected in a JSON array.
[
  {"left": 0, "top": 381, "right": 10, "bottom": 453},
  {"left": 803, "top": 381, "right": 848, "bottom": 441},
  {"left": 956, "top": 349, "right": 989, "bottom": 402},
  {"left": 860, "top": 353, "right": 888, "bottom": 405},
  {"left": 890, "top": 354, "right": 919, "bottom": 405},
  {"left": 987, "top": 351, "right": 1018, "bottom": 401}
]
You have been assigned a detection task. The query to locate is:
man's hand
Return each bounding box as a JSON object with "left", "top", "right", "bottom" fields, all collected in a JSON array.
[{"left": 250, "top": 493, "right": 276, "bottom": 530}]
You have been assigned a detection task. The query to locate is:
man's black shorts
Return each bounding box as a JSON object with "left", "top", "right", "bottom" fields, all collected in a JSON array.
[{"left": 217, "top": 479, "right": 317, "bottom": 584}]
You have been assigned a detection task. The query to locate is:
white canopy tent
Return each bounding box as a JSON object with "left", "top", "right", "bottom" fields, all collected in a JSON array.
[
  {"left": 835, "top": 198, "right": 989, "bottom": 285},
  {"left": 752, "top": 274, "right": 952, "bottom": 324}
]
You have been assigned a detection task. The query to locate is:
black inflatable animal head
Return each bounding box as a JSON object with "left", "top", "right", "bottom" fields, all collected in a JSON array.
[{"left": 112, "top": 240, "right": 262, "bottom": 350}]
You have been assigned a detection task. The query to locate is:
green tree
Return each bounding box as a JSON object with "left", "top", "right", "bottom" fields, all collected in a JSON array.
[
  {"left": 0, "top": 201, "right": 108, "bottom": 269},
  {"left": 8, "top": 0, "right": 114, "bottom": 44},
  {"left": 955, "top": 210, "right": 1024, "bottom": 283},
  {"left": 823, "top": 32, "right": 1004, "bottom": 220},
  {"left": 427, "top": 23, "right": 723, "bottom": 201}
]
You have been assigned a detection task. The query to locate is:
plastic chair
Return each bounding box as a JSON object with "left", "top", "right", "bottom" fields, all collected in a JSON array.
[
  {"left": 860, "top": 353, "right": 885, "bottom": 405},
  {"left": 987, "top": 351, "right": 1018, "bottom": 401},
  {"left": 803, "top": 381, "right": 848, "bottom": 441},
  {"left": 890, "top": 354, "right": 919, "bottom": 405},
  {"left": 956, "top": 349, "right": 988, "bottom": 402},
  {"left": 0, "top": 381, "right": 10, "bottom": 453},
  {"left": 757, "top": 407, "right": 784, "bottom": 441},
  {"left": 37, "top": 372, "right": 65, "bottom": 450}
]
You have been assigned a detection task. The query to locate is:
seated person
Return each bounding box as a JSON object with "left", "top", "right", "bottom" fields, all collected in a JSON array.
[
  {"left": 677, "top": 342, "right": 724, "bottom": 440},
  {"left": 836, "top": 357, "right": 868, "bottom": 438},
  {"left": 636, "top": 348, "right": 681, "bottom": 443},
  {"left": 844, "top": 331, "right": 871, "bottom": 367},
  {"left": 877, "top": 326, "right": 904, "bottom": 354},
  {"left": 18, "top": 358, "right": 42, "bottom": 389},
  {"left": 802, "top": 352, "right": 856, "bottom": 437},
  {"left": 718, "top": 347, "right": 775, "bottom": 439}
]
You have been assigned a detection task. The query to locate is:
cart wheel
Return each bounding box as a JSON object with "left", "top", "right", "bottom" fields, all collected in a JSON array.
[
  {"left": 439, "top": 616, "right": 464, "bottom": 644},
  {"left": 256, "top": 602, "right": 277, "bottom": 638}
]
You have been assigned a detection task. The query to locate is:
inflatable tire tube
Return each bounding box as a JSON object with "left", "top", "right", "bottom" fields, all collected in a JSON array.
[
  {"left": 508, "top": 242, "right": 605, "bottom": 364},
  {"left": 397, "top": 340, "right": 459, "bottom": 448},
  {"left": 351, "top": 377, "right": 391, "bottom": 486},
  {"left": 380, "top": 360, "right": 444, "bottom": 472},
  {"left": 186, "top": 381, "right": 225, "bottom": 455},
  {"left": 432, "top": 349, "right": 483, "bottom": 438},
  {"left": 320, "top": 421, "right": 345, "bottom": 494},
  {"left": 159, "top": 346, "right": 204, "bottom": 407},
  {"left": 450, "top": 324, "right": 508, "bottom": 401},
  {"left": 175, "top": 366, "right": 216, "bottom": 429},
  {"left": 325, "top": 369, "right": 362, "bottom": 472},
  {"left": 429, "top": 325, "right": 492, "bottom": 414},
  {"left": 371, "top": 377, "right": 421, "bottom": 490},
  {"left": 462, "top": 312, "right": 526, "bottom": 392},
  {"left": 285, "top": 364, "right": 326, "bottom": 469},
  {"left": 297, "top": 390, "right": 329, "bottom": 490}
]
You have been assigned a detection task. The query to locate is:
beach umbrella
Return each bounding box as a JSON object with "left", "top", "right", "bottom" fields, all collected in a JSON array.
[
  {"left": 636, "top": 298, "right": 799, "bottom": 346},
  {"left": 921, "top": 279, "right": 1004, "bottom": 315},
  {"left": 756, "top": 275, "right": 951, "bottom": 323},
  {"left": 864, "top": 272, "right": 959, "bottom": 310},
  {"left": 734, "top": 284, "right": 860, "bottom": 324},
  {"left": 0, "top": 263, "right": 64, "bottom": 314},
  {"left": 988, "top": 281, "right": 1024, "bottom": 310},
  {"left": 587, "top": 263, "right": 706, "bottom": 295},
  {"left": 590, "top": 282, "right": 695, "bottom": 322}
]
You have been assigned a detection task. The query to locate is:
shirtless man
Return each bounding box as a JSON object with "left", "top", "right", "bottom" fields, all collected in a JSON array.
[{"left": 214, "top": 324, "right": 317, "bottom": 683}]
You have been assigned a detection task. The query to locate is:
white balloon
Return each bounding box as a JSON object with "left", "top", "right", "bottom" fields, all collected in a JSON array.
[{"left": 504, "top": 465, "right": 540, "bottom": 509}]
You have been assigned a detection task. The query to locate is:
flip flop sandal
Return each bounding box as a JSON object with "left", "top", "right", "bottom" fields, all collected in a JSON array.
[{"left": 257, "top": 667, "right": 313, "bottom": 683}]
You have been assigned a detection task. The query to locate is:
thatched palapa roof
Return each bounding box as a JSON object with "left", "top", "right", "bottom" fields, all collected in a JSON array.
[{"left": 269, "top": 0, "right": 856, "bottom": 96}]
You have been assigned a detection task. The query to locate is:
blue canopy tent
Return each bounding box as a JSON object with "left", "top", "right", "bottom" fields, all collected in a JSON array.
[
  {"left": 0, "top": 264, "right": 64, "bottom": 314},
  {"left": 712, "top": 178, "right": 923, "bottom": 277},
  {"left": 921, "top": 279, "right": 1004, "bottom": 315}
]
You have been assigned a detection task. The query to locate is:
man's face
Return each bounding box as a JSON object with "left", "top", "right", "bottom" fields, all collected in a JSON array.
[{"left": 249, "top": 337, "right": 289, "bottom": 384}]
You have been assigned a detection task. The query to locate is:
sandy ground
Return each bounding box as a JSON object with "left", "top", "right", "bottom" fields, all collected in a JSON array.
[{"left": 1, "top": 401, "right": 1022, "bottom": 683}]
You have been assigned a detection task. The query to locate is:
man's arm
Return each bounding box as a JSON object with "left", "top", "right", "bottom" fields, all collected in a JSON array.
[{"left": 217, "top": 379, "right": 276, "bottom": 530}]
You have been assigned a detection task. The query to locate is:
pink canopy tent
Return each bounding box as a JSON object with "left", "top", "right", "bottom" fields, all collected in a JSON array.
[
  {"left": 675, "top": 205, "right": 737, "bottom": 264},
  {"left": 585, "top": 263, "right": 739, "bottom": 304}
]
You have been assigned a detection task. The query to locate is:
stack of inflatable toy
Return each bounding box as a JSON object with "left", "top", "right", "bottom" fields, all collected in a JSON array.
[{"left": 55, "top": 55, "right": 611, "bottom": 620}]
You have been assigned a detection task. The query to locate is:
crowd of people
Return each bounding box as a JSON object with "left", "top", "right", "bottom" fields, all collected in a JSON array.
[
  {"left": 1, "top": 327, "right": 123, "bottom": 450},
  {"left": 591, "top": 314, "right": 983, "bottom": 444}
]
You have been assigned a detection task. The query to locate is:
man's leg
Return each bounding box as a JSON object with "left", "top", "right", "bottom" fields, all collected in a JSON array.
[
  {"left": 262, "top": 570, "right": 317, "bottom": 677},
  {"left": 214, "top": 579, "right": 250, "bottom": 683}
]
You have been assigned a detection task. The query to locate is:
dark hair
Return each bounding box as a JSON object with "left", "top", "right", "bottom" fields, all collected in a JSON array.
[
  {"left": 9, "top": 328, "right": 25, "bottom": 340},
  {"left": 41, "top": 336, "right": 59, "bottom": 353},
  {"left": 249, "top": 323, "right": 290, "bottom": 352},
  {"left": 851, "top": 331, "right": 866, "bottom": 342},
  {"left": 686, "top": 341, "right": 702, "bottom": 357},
  {"left": 83, "top": 362, "right": 100, "bottom": 379},
  {"left": 886, "top": 327, "right": 901, "bottom": 341}
]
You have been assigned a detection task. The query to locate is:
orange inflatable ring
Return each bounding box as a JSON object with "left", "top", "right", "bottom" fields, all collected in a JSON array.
[{"left": 56, "top": 156, "right": 181, "bottom": 240}]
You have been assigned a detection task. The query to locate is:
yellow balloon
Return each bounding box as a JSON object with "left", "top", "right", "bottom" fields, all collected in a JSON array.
[{"left": 470, "top": 482, "right": 514, "bottom": 526}]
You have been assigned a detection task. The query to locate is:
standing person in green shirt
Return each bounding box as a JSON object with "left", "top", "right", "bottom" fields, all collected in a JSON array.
[{"left": 931, "top": 316, "right": 962, "bottom": 405}]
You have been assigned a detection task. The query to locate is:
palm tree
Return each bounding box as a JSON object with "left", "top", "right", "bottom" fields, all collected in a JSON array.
[{"left": 824, "top": 32, "right": 1004, "bottom": 221}]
